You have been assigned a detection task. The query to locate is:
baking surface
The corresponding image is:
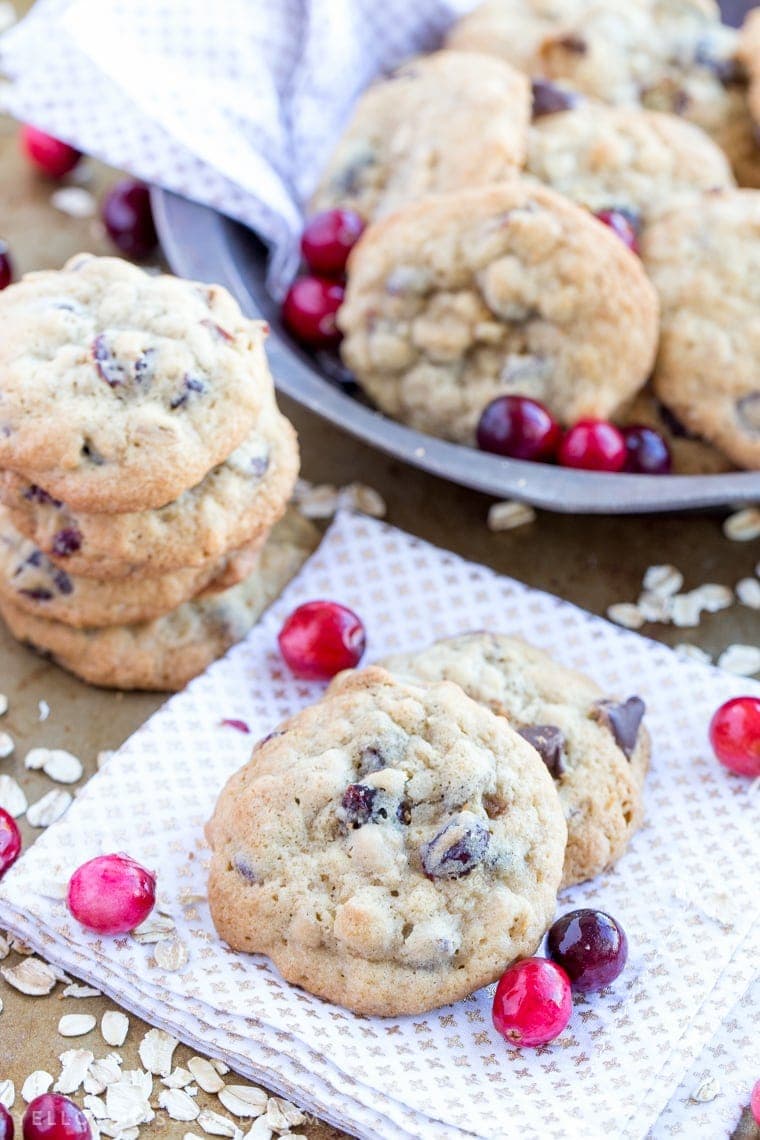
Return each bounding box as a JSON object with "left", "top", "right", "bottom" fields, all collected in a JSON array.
[{"left": 0, "top": 1, "right": 758, "bottom": 1136}]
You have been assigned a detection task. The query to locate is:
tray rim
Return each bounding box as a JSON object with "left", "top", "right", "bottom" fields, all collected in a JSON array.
[{"left": 152, "top": 187, "right": 760, "bottom": 515}]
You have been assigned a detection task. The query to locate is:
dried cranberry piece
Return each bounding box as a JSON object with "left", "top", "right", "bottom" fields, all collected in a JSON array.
[
  {"left": 421, "top": 812, "right": 490, "bottom": 879},
  {"left": 22, "top": 485, "right": 63, "bottom": 507},
  {"left": 170, "top": 376, "right": 207, "bottom": 410},
  {"left": 531, "top": 79, "right": 580, "bottom": 118},
  {"left": 51, "top": 528, "right": 82, "bottom": 557},
  {"left": 18, "top": 587, "right": 54, "bottom": 602},
  {"left": 341, "top": 783, "right": 378, "bottom": 826}
]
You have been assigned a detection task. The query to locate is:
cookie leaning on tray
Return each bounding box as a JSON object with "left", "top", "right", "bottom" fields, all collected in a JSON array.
[{"left": 0, "top": 254, "right": 313, "bottom": 689}]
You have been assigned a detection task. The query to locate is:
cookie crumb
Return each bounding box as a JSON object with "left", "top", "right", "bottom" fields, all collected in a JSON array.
[{"left": 487, "top": 500, "right": 536, "bottom": 531}]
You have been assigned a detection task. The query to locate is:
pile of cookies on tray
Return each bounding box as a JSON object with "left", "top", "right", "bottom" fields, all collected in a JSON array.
[
  {"left": 291, "top": 0, "right": 760, "bottom": 474},
  {"left": 0, "top": 254, "right": 316, "bottom": 691}
]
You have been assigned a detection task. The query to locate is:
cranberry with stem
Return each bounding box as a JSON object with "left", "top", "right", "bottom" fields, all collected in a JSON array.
[
  {"left": 22, "top": 1095, "right": 90, "bottom": 1140},
  {"left": 282, "top": 276, "right": 345, "bottom": 348},
  {"left": 623, "top": 425, "right": 672, "bottom": 474},
  {"left": 278, "top": 600, "right": 366, "bottom": 680},
  {"left": 0, "top": 807, "right": 21, "bottom": 879},
  {"left": 66, "top": 853, "right": 156, "bottom": 934},
  {"left": 301, "top": 209, "right": 365, "bottom": 277},
  {"left": 102, "top": 180, "right": 158, "bottom": 261},
  {"left": 547, "top": 909, "right": 628, "bottom": 991},
  {"left": 492, "top": 957, "right": 572, "bottom": 1047},
  {"left": 558, "top": 420, "right": 627, "bottom": 472},
  {"left": 477, "top": 395, "right": 561, "bottom": 462},
  {"left": 20, "top": 126, "right": 81, "bottom": 178},
  {"left": 709, "top": 697, "right": 760, "bottom": 777}
]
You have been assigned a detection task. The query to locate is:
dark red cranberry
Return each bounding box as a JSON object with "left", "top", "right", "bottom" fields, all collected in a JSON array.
[
  {"left": 20, "top": 126, "right": 81, "bottom": 178},
  {"left": 709, "top": 697, "right": 760, "bottom": 777},
  {"left": 476, "top": 395, "right": 561, "bottom": 461},
  {"left": 558, "top": 420, "right": 626, "bottom": 472},
  {"left": 22, "top": 1095, "right": 90, "bottom": 1140},
  {"left": 102, "top": 180, "right": 158, "bottom": 260},
  {"left": 0, "top": 808, "right": 21, "bottom": 879},
  {"left": 282, "top": 277, "right": 345, "bottom": 348},
  {"left": 0, "top": 240, "right": 13, "bottom": 290},
  {"left": 341, "top": 783, "right": 378, "bottom": 825},
  {"left": 0, "top": 1105, "right": 13, "bottom": 1140},
  {"left": 547, "top": 909, "right": 628, "bottom": 991},
  {"left": 278, "top": 599, "right": 366, "bottom": 679},
  {"left": 622, "top": 425, "right": 672, "bottom": 474},
  {"left": 594, "top": 209, "right": 641, "bottom": 255},
  {"left": 492, "top": 958, "right": 572, "bottom": 1047},
  {"left": 301, "top": 209, "right": 365, "bottom": 277}
]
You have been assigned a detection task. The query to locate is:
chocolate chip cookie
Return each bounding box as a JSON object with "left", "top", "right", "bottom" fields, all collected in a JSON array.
[
  {"left": 0, "top": 399, "right": 299, "bottom": 580},
  {"left": 381, "top": 634, "right": 650, "bottom": 888},
  {"left": 0, "top": 510, "right": 318, "bottom": 691},
  {"left": 338, "top": 182, "right": 659, "bottom": 441},
  {"left": 0, "top": 255, "right": 269, "bottom": 512},
  {"left": 206, "top": 666, "right": 567, "bottom": 1016},
  {"left": 642, "top": 188, "right": 760, "bottom": 469},
  {"left": 310, "top": 50, "right": 530, "bottom": 222}
]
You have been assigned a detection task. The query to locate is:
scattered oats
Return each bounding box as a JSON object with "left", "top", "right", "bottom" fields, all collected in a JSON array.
[
  {"left": 105, "top": 1078, "right": 154, "bottom": 1128},
  {"left": 211, "top": 1062, "right": 230, "bottom": 1076},
  {"left": 27, "top": 789, "right": 73, "bottom": 827},
  {"left": 241, "top": 1122, "right": 272, "bottom": 1140},
  {"left": 101, "top": 1010, "right": 129, "bottom": 1047},
  {"left": 62, "top": 983, "right": 101, "bottom": 999},
  {"left": 0, "top": 934, "right": 7, "bottom": 959},
  {"left": 0, "top": 774, "right": 28, "bottom": 817},
  {"left": 21, "top": 1072, "right": 54, "bottom": 1102},
  {"left": 717, "top": 644, "right": 760, "bottom": 677},
  {"left": 1, "top": 957, "right": 57, "bottom": 995},
  {"left": 50, "top": 187, "right": 97, "bottom": 219},
  {"left": 0, "top": 731, "right": 14, "bottom": 759},
  {"left": 96, "top": 750, "right": 115, "bottom": 769},
  {"left": 723, "top": 507, "right": 760, "bottom": 541},
  {"left": 82, "top": 1112, "right": 101, "bottom": 1140},
  {"left": 337, "top": 482, "right": 386, "bottom": 518},
  {"left": 98, "top": 1122, "right": 139, "bottom": 1140},
  {"left": 636, "top": 591, "right": 674, "bottom": 623},
  {"left": 670, "top": 593, "right": 702, "bottom": 628},
  {"left": 736, "top": 577, "right": 760, "bottom": 609},
  {"left": 674, "top": 644, "right": 712, "bottom": 665},
  {"left": 691, "top": 583, "right": 733, "bottom": 613},
  {"left": 154, "top": 937, "right": 188, "bottom": 972},
  {"left": 38, "top": 699, "right": 51, "bottom": 721},
  {"left": 8, "top": 935, "right": 34, "bottom": 955},
  {"left": 0, "top": 1081, "right": 14, "bottom": 1109},
  {"left": 690, "top": 1076, "right": 721, "bottom": 1103},
  {"left": 291, "top": 480, "right": 340, "bottom": 519},
  {"left": 51, "top": 964, "right": 73, "bottom": 984},
  {"left": 83, "top": 1095, "right": 108, "bottom": 1120},
  {"left": 187, "top": 1058, "right": 224, "bottom": 1094},
  {"left": 121, "top": 1070, "right": 153, "bottom": 1097},
  {"left": 606, "top": 603, "right": 645, "bottom": 630},
  {"left": 55, "top": 1049, "right": 94, "bottom": 1094},
  {"left": 25, "top": 747, "right": 83, "bottom": 783},
  {"left": 217, "top": 1087, "right": 268, "bottom": 1118},
  {"left": 138, "top": 1027, "right": 178, "bottom": 1077},
  {"left": 487, "top": 499, "right": 536, "bottom": 531},
  {"left": 161, "top": 1069, "right": 194, "bottom": 1090},
  {"left": 159, "top": 1089, "right": 200, "bottom": 1122},
  {"left": 131, "top": 913, "right": 175, "bottom": 944},
  {"left": 58, "top": 1014, "right": 97, "bottom": 1037},
  {"left": 197, "top": 1109, "right": 242, "bottom": 1137},
  {"left": 643, "top": 564, "right": 683, "bottom": 597},
  {"left": 0, "top": 693, "right": 7, "bottom": 716},
  {"left": 178, "top": 890, "right": 205, "bottom": 907},
  {"left": 265, "top": 1098, "right": 305, "bottom": 1129},
  {"left": 84, "top": 1054, "right": 123, "bottom": 1095}
]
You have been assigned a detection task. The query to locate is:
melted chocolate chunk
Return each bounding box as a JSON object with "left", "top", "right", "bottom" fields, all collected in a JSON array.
[
  {"left": 421, "top": 812, "right": 490, "bottom": 880},
  {"left": 592, "top": 697, "right": 645, "bottom": 759},
  {"left": 518, "top": 724, "right": 567, "bottom": 778},
  {"left": 736, "top": 392, "right": 760, "bottom": 435}
]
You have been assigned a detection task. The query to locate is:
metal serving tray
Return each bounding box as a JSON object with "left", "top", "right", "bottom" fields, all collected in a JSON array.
[{"left": 153, "top": 189, "right": 759, "bottom": 515}]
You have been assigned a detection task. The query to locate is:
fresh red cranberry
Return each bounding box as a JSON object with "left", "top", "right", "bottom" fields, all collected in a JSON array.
[
  {"left": 0, "top": 240, "right": 13, "bottom": 290},
  {"left": 20, "top": 126, "right": 81, "bottom": 179},
  {"left": 0, "top": 1105, "right": 12, "bottom": 1140},
  {"left": 301, "top": 209, "right": 365, "bottom": 277},
  {"left": 102, "top": 180, "right": 158, "bottom": 260},
  {"left": 492, "top": 957, "right": 572, "bottom": 1047},
  {"left": 23, "top": 1095, "right": 90, "bottom": 1140},
  {"left": 476, "top": 395, "right": 561, "bottom": 462},
  {"left": 66, "top": 853, "right": 156, "bottom": 934},
  {"left": 594, "top": 208, "right": 641, "bottom": 255},
  {"left": 622, "top": 425, "right": 672, "bottom": 474},
  {"left": 751, "top": 1079, "right": 760, "bottom": 1126},
  {"left": 546, "top": 909, "right": 628, "bottom": 992},
  {"left": 278, "top": 600, "right": 366, "bottom": 680},
  {"left": 0, "top": 808, "right": 22, "bottom": 880},
  {"left": 558, "top": 420, "right": 626, "bottom": 472},
  {"left": 282, "top": 276, "right": 345, "bottom": 348},
  {"left": 709, "top": 697, "right": 760, "bottom": 777}
]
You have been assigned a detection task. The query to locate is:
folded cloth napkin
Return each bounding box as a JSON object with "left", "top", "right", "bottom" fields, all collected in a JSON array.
[
  {"left": 1, "top": 512, "right": 758, "bottom": 1140},
  {"left": 0, "top": 0, "right": 475, "bottom": 289}
]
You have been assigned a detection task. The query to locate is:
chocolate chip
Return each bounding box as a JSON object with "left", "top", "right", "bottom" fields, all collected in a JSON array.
[
  {"left": 53, "top": 569, "right": 73, "bottom": 595},
  {"left": 81, "top": 440, "right": 106, "bottom": 466},
  {"left": 92, "top": 334, "right": 128, "bottom": 388},
  {"left": 531, "top": 78, "right": 580, "bottom": 118},
  {"left": 518, "top": 724, "right": 567, "bottom": 778},
  {"left": 420, "top": 812, "right": 490, "bottom": 880},
  {"left": 358, "top": 746, "right": 385, "bottom": 775},
  {"left": 396, "top": 799, "right": 412, "bottom": 825},
  {"left": 592, "top": 697, "right": 645, "bottom": 759},
  {"left": 170, "top": 375, "right": 207, "bottom": 410},
  {"left": 134, "top": 347, "right": 157, "bottom": 385},
  {"left": 736, "top": 393, "right": 760, "bottom": 435},
  {"left": 18, "top": 587, "right": 53, "bottom": 602},
  {"left": 233, "top": 854, "right": 259, "bottom": 883},
  {"left": 51, "top": 527, "right": 82, "bottom": 557}
]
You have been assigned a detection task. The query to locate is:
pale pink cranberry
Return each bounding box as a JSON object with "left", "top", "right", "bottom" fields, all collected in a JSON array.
[
  {"left": 709, "top": 697, "right": 760, "bottom": 777},
  {"left": 594, "top": 208, "right": 641, "bottom": 255},
  {"left": 492, "top": 957, "right": 572, "bottom": 1047},
  {"left": 0, "top": 808, "right": 21, "bottom": 879},
  {"left": 750, "top": 1079, "right": 760, "bottom": 1126},
  {"left": 282, "top": 277, "right": 344, "bottom": 347},
  {"left": 22, "top": 1095, "right": 90, "bottom": 1140},
  {"left": 278, "top": 600, "right": 366, "bottom": 680},
  {"left": 558, "top": 420, "right": 626, "bottom": 472},
  {"left": 66, "top": 853, "right": 156, "bottom": 934},
  {"left": 20, "top": 126, "right": 81, "bottom": 178},
  {"left": 0, "top": 1103, "right": 12, "bottom": 1140},
  {"left": 301, "top": 209, "right": 365, "bottom": 277},
  {"left": 0, "top": 240, "right": 13, "bottom": 291},
  {"left": 102, "top": 180, "right": 158, "bottom": 260},
  {"left": 476, "top": 395, "right": 561, "bottom": 462}
]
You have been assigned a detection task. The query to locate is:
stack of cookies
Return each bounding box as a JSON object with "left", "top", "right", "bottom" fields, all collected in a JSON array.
[{"left": 0, "top": 254, "right": 315, "bottom": 691}]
